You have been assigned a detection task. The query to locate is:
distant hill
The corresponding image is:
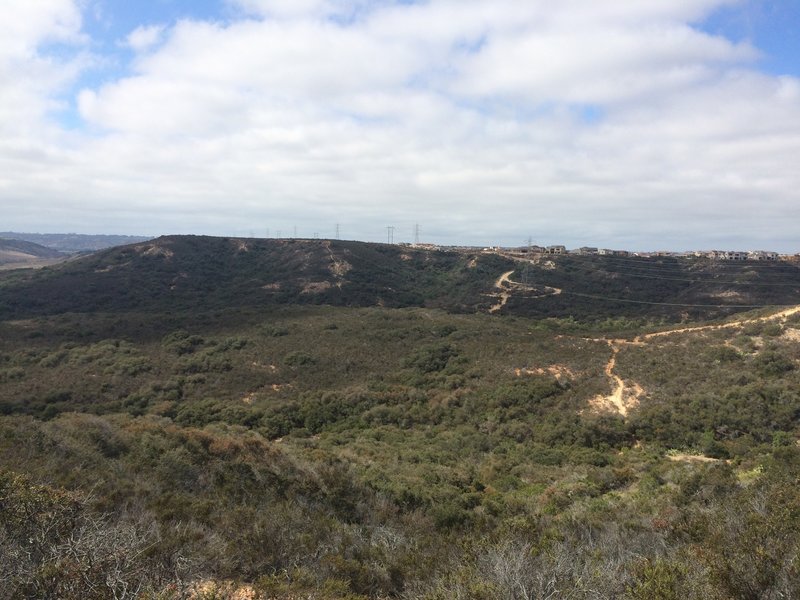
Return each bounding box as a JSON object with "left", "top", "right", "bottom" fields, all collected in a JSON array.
[
  {"left": 0, "top": 232, "right": 152, "bottom": 253},
  {"left": 2, "top": 235, "right": 800, "bottom": 322},
  {"left": 0, "top": 238, "right": 66, "bottom": 270},
  {"left": 0, "top": 236, "right": 512, "bottom": 318}
]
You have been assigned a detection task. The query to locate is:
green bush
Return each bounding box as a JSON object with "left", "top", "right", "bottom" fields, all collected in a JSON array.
[
  {"left": 753, "top": 350, "right": 795, "bottom": 377},
  {"left": 284, "top": 351, "right": 316, "bottom": 367},
  {"left": 405, "top": 343, "right": 458, "bottom": 374}
]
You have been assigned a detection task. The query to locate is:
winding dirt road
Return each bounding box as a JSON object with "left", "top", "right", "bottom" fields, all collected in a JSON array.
[
  {"left": 488, "top": 268, "right": 562, "bottom": 314},
  {"left": 489, "top": 271, "right": 515, "bottom": 313}
]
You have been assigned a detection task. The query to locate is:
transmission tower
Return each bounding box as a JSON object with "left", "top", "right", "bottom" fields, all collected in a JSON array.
[
  {"left": 335, "top": 223, "right": 340, "bottom": 240},
  {"left": 414, "top": 223, "right": 420, "bottom": 245},
  {"left": 387, "top": 226, "right": 395, "bottom": 245},
  {"left": 523, "top": 237, "right": 532, "bottom": 286}
]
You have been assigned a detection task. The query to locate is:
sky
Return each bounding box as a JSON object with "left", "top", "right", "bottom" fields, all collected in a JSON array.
[{"left": 1, "top": 0, "right": 799, "bottom": 250}]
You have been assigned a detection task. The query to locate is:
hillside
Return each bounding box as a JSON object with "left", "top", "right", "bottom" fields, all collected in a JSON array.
[
  {"left": 0, "top": 231, "right": 152, "bottom": 252},
  {"left": 0, "top": 236, "right": 512, "bottom": 318},
  {"left": 498, "top": 252, "right": 800, "bottom": 322},
  {"left": 0, "top": 238, "right": 66, "bottom": 270},
  {"left": 1, "top": 236, "right": 800, "bottom": 599},
  {"left": 2, "top": 236, "right": 799, "bottom": 324}
]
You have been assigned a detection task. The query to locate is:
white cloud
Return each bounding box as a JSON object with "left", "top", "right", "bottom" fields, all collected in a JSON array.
[
  {"left": 2, "top": 0, "right": 800, "bottom": 250},
  {"left": 124, "top": 24, "right": 165, "bottom": 52},
  {"left": 0, "top": 0, "right": 82, "bottom": 58},
  {"left": 0, "top": 0, "right": 84, "bottom": 130}
]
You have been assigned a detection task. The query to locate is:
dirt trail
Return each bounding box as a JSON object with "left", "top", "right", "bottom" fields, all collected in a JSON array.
[
  {"left": 489, "top": 271, "right": 515, "bottom": 313},
  {"left": 668, "top": 454, "right": 725, "bottom": 464},
  {"left": 636, "top": 305, "right": 800, "bottom": 341},
  {"left": 488, "top": 268, "right": 562, "bottom": 313},
  {"left": 586, "top": 304, "right": 800, "bottom": 418},
  {"left": 590, "top": 341, "right": 644, "bottom": 417}
]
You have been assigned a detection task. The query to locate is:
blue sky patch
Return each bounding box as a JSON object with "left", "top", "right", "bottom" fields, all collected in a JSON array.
[{"left": 700, "top": 0, "right": 800, "bottom": 76}]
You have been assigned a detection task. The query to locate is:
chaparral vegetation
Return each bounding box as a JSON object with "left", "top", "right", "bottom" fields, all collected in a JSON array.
[{"left": 1, "top": 237, "right": 800, "bottom": 599}]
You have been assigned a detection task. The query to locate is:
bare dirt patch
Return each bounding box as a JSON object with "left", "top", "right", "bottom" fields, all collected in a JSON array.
[
  {"left": 189, "top": 581, "right": 256, "bottom": 600},
  {"left": 667, "top": 453, "right": 724, "bottom": 464},
  {"left": 136, "top": 244, "right": 174, "bottom": 259},
  {"left": 783, "top": 328, "right": 800, "bottom": 343},
  {"left": 302, "top": 281, "right": 333, "bottom": 294},
  {"left": 515, "top": 365, "right": 575, "bottom": 381},
  {"left": 709, "top": 290, "right": 746, "bottom": 300},
  {"left": 232, "top": 239, "right": 251, "bottom": 252},
  {"left": 323, "top": 240, "right": 352, "bottom": 277}
]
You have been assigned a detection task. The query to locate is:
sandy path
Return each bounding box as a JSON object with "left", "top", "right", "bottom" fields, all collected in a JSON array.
[
  {"left": 489, "top": 271, "right": 515, "bottom": 313},
  {"left": 488, "top": 268, "right": 562, "bottom": 313},
  {"left": 667, "top": 454, "right": 724, "bottom": 464},
  {"left": 636, "top": 305, "right": 800, "bottom": 341},
  {"left": 590, "top": 341, "right": 644, "bottom": 417}
]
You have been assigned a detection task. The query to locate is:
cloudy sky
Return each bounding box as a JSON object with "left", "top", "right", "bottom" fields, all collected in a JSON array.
[{"left": 2, "top": 0, "right": 799, "bottom": 250}]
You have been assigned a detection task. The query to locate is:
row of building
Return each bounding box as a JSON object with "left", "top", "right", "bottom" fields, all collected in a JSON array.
[
  {"left": 506, "top": 245, "right": 790, "bottom": 261},
  {"left": 705, "top": 250, "right": 779, "bottom": 261}
]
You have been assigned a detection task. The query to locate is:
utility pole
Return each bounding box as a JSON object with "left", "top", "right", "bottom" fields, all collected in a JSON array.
[
  {"left": 387, "top": 226, "right": 395, "bottom": 245},
  {"left": 414, "top": 223, "right": 420, "bottom": 245}
]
